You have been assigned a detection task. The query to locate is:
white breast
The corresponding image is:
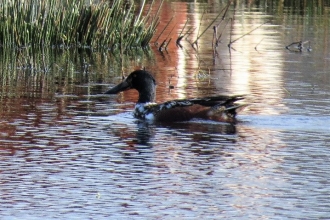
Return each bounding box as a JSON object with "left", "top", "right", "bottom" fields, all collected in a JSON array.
[{"left": 134, "top": 103, "right": 157, "bottom": 120}]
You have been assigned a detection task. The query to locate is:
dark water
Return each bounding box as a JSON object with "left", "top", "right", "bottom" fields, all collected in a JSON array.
[{"left": 1, "top": 0, "right": 330, "bottom": 219}]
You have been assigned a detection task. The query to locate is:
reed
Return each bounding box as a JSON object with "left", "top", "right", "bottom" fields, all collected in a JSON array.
[
  {"left": 0, "top": 0, "right": 160, "bottom": 50},
  {"left": 0, "top": 46, "right": 156, "bottom": 99}
]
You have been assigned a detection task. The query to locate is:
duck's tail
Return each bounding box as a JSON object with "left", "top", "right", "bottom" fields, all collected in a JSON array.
[
  {"left": 207, "top": 103, "right": 248, "bottom": 122},
  {"left": 224, "top": 104, "right": 248, "bottom": 117}
]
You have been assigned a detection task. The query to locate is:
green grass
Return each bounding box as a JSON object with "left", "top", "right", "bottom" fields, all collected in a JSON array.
[{"left": 0, "top": 0, "right": 161, "bottom": 50}]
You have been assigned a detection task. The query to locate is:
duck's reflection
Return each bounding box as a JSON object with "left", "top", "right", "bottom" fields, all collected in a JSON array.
[
  {"left": 116, "top": 119, "right": 240, "bottom": 173},
  {"left": 135, "top": 121, "right": 156, "bottom": 146},
  {"left": 134, "top": 119, "right": 237, "bottom": 147},
  {"left": 161, "top": 121, "right": 237, "bottom": 135}
]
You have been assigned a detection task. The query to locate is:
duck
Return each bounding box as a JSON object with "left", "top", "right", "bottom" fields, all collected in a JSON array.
[{"left": 104, "top": 70, "right": 246, "bottom": 123}]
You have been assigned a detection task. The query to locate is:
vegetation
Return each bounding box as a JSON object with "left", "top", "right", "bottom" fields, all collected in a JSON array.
[
  {"left": 0, "top": 47, "right": 156, "bottom": 98},
  {"left": 0, "top": 0, "right": 161, "bottom": 50}
]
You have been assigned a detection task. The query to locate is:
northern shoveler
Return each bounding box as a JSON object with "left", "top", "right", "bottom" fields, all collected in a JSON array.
[{"left": 104, "top": 70, "right": 246, "bottom": 123}]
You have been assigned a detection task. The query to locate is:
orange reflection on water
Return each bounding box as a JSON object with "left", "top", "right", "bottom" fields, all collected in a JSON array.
[
  {"left": 146, "top": 1, "right": 288, "bottom": 116},
  {"left": 229, "top": 25, "right": 287, "bottom": 115}
]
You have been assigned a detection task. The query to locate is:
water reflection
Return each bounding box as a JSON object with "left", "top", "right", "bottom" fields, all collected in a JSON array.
[
  {"left": 0, "top": 0, "right": 330, "bottom": 219},
  {"left": 107, "top": 117, "right": 239, "bottom": 149}
]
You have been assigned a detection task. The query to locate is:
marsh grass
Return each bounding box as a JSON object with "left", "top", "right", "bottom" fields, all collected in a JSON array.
[
  {"left": 0, "top": 0, "right": 161, "bottom": 50},
  {"left": 0, "top": 46, "right": 155, "bottom": 98}
]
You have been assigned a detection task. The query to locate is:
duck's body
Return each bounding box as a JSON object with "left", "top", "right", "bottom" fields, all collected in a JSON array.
[{"left": 105, "top": 70, "right": 246, "bottom": 123}]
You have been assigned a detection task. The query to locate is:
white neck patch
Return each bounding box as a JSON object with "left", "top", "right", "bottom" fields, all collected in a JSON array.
[{"left": 134, "top": 103, "right": 157, "bottom": 120}]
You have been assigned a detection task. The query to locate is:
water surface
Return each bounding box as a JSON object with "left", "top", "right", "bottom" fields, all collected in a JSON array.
[{"left": 1, "top": 0, "right": 330, "bottom": 219}]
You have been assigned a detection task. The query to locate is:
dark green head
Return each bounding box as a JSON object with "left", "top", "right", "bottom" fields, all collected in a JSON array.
[{"left": 104, "top": 70, "right": 156, "bottom": 103}]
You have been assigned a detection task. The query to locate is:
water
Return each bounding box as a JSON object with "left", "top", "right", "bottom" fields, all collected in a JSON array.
[{"left": 1, "top": 0, "right": 330, "bottom": 219}]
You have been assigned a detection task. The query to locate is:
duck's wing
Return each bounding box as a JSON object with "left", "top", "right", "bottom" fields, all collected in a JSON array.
[
  {"left": 186, "top": 95, "right": 246, "bottom": 107},
  {"left": 138, "top": 95, "right": 246, "bottom": 122},
  {"left": 141, "top": 95, "right": 245, "bottom": 115},
  {"left": 189, "top": 95, "right": 247, "bottom": 119},
  {"left": 147, "top": 95, "right": 245, "bottom": 111}
]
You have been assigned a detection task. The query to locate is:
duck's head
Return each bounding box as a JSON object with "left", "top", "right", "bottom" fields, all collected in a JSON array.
[{"left": 104, "top": 70, "right": 156, "bottom": 103}]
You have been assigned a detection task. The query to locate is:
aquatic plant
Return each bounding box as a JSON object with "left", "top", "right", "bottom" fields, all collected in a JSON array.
[
  {"left": 0, "top": 46, "right": 156, "bottom": 98},
  {"left": 0, "top": 0, "right": 161, "bottom": 50}
]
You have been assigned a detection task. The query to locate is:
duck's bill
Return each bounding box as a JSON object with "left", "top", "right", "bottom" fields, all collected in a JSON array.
[{"left": 104, "top": 81, "right": 130, "bottom": 94}]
